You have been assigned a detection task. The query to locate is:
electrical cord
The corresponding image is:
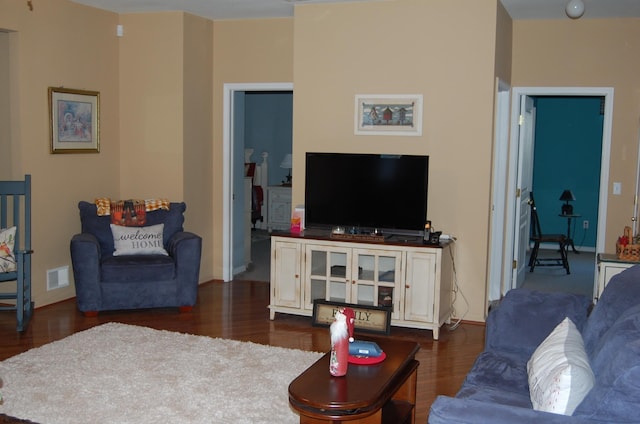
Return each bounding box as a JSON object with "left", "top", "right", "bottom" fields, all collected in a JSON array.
[
  {"left": 577, "top": 227, "right": 588, "bottom": 249},
  {"left": 447, "top": 237, "right": 468, "bottom": 331}
]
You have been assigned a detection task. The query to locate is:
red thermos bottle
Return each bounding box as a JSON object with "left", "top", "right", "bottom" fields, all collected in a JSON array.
[{"left": 329, "top": 307, "right": 355, "bottom": 377}]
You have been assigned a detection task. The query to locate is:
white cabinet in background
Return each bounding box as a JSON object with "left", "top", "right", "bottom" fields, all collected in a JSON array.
[
  {"left": 266, "top": 186, "right": 291, "bottom": 232},
  {"left": 596, "top": 253, "right": 637, "bottom": 299}
]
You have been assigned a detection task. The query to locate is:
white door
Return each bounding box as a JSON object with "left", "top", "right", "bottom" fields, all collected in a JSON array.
[
  {"left": 223, "top": 82, "right": 293, "bottom": 281},
  {"left": 488, "top": 79, "right": 510, "bottom": 301},
  {"left": 513, "top": 95, "right": 535, "bottom": 288}
]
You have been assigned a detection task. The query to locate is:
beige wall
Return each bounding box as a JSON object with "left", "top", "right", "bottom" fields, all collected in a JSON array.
[
  {"left": 183, "top": 13, "right": 214, "bottom": 282},
  {"left": 0, "top": 0, "right": 120, "bottom": 306},
  {"left": 119, "top": 13, "right": 184, "bottom": 200},
  {"left": 0, "top": 32, "right": 10, "bottom": 173},
  {"left": 6, "top": 0, "right": 638, "bottom": 323},
  {"left": 0, "top": 1, "right": 218, "bottom": 307},
  {"left": 512, "top": 18, "right": 640, "bottom": 249},
  {"left": 293, "top": 0, "right": 501, "bottom": 321},
  {"left": 212, "top": 18, "right": 294, "bottom": 277},
  {"left": 2, "top": 0, "right": 500, "bottom": 320},
  {"left": 494, "top": 1, "right": 513, "bottom": 83},
  {"left": 118, "top": 12, "right": 215, "bottom": 281}
]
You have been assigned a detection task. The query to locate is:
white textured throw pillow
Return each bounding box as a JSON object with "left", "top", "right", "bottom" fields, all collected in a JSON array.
[
  {"left": 527, "top": 317, "right": 595, "bottom": 415},
  {"left": 111, "top": 224, "right": 168, "bottom": 256}
]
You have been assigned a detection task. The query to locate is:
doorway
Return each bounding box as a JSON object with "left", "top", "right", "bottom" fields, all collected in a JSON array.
[
  {"left": 490, "top": 87, "right": 614, "bottom": 304},
  {"left": 521, "top": 96, "right": 604, "bottom": 298},
  {"left": 222, "top": 82, "right": 293, "bottom": 282}
]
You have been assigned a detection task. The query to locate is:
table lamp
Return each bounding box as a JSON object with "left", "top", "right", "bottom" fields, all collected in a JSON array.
[
  {"left": 280, "top": 153, "right": 292, "bottom": 185},
  {"left": 559, "top": 190, "right": 575, "bottom": 215}
]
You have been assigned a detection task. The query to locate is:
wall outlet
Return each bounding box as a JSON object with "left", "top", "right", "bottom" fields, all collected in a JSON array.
[{"left": 583, "top": 220, "right": 589, "bottom": 230}]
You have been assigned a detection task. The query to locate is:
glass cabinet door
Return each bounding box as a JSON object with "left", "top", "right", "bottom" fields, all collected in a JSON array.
[
  {"left": 304, "top": 245, "right": 350, "bottom": 310},
  {"left": 352, "top": 249, "right": 402, "bottom": 319}
]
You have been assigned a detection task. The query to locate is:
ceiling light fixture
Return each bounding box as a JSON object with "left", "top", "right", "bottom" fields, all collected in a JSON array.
[{"left": 565, "top": 0, "right": 585, "bottom": 19}]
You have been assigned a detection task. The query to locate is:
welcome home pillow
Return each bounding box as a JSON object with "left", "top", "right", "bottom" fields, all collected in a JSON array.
[
  {"left": 527, "top": 317, "right": 595, "bottom": 415},
  {"left": 0, "top": 226, "right": 17, "bottom": 272},
  {"left": 110, "top": 224, "right": 168, "bottom": 256}
]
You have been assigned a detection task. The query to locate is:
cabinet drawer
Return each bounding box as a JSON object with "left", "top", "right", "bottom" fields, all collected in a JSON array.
[{"left": 270, "top": 191, "right": 290, "bottom": 202}]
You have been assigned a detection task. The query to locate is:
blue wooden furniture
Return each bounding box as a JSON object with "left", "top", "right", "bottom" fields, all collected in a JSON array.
[{"left": 0, "top": 175, "right": 33, "bottom": 332}]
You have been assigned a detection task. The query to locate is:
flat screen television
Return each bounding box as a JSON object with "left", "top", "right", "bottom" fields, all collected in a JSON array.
[{"left": 305, "top": 152, "right": 429, "bottom": 236}]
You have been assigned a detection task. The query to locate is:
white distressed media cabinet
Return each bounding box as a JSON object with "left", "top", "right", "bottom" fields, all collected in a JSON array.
[{"left": 268, "top": 231, "right": 454, "bottom": 340}]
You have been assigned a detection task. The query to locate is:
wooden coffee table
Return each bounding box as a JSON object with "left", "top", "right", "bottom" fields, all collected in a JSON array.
[{"left": 288, "top": 338, "right": 420, "bottom": 424}]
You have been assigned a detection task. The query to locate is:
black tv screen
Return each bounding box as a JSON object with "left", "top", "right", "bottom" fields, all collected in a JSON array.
[{"left": 305, "top": 152, "right": 428, "bottom": 235}]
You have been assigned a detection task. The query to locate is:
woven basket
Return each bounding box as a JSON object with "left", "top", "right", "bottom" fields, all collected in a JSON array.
[{"left": 616, "top": 226, "right": 640, "bottom": 261}]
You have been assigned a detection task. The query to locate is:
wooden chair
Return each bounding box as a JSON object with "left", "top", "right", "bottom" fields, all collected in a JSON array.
[
  {"left": 0, "top": 175, "right": 34, "bottom": 331},
  {"left": 528, "top": 194, "right": 570, "bottom": 274}
]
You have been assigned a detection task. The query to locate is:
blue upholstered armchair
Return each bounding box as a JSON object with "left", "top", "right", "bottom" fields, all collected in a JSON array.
[{"left": 70, "top": 201, "right": 202, "bottom": 316}]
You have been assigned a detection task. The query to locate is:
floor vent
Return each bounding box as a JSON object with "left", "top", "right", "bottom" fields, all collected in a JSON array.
[{"left": 47, "top": 266, "right": 70, "bottom": 291}]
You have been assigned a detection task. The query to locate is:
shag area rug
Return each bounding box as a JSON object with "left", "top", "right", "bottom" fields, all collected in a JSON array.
[{"left": 0, "top": 323, "right": 322, "bottom": 424}]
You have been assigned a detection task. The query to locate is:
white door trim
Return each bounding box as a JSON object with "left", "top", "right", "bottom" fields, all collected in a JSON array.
[
  {"left": 487, "top": 78, "right": 511, "bottom": 303},
  {"left": 222, "top": 82, "right": 294, "bottom": 282},
  {"left": 502, "top": 86, "right": 614, "bottom": 297}
]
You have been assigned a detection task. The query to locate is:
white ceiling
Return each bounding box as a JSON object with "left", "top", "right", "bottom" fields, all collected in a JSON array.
[{"left": 68, "top": 0, "right": 640, "bottom": 21}]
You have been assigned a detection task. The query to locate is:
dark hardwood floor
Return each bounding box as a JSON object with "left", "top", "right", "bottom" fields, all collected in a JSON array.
[{"left": 0, "top": 280, "right": 485, "bottom": 423}]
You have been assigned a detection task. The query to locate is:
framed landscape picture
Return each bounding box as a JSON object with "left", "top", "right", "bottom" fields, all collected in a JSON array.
[
  {"left": 355, "top": 94, "right": 423, "bottom": 136},
  {"left": 49, "top": 87, "right": 100, "bottom": 153}
]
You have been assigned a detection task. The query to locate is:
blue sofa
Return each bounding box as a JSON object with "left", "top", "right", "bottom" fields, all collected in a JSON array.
[
  {"left": 70, "top": 201, "right": 202, "bottom": 315},
  {"left": 429, "top": 266, "right": 640, "bottom": 423}
]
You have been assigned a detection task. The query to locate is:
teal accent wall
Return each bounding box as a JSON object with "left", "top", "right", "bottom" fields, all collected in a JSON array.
[
  {"left": 245, "top": 92, "right": 293, "bottom": 186},
  {"left": 532, "top": 96, "right": 603, "bottom": 249}
]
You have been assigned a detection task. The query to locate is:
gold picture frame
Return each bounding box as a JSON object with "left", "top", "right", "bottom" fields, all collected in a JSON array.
[
  {"left": 49, "top": 87, "right": 100, "bottom": 153},
  {"left": 312, "top": 299, "right": 392, "bottom": 335}
]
